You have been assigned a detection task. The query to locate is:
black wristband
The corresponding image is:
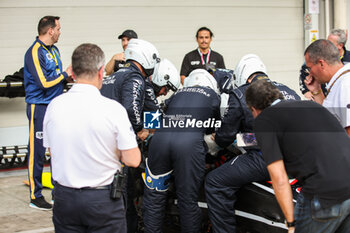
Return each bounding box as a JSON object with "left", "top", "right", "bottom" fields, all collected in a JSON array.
[{"left": 286, "top": 220, "right": 296, "bottom": 228}]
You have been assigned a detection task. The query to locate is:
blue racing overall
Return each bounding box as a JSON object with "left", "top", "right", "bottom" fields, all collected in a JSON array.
[{"left": 143, "top": 86, "right": 221, "bottom": 233}]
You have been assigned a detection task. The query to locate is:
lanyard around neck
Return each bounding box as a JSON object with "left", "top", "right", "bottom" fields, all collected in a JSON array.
[
  {"left": 340, "top": 49, "right": 345, "bottom": 60},
  {"left": 198, "top": 48, "right": 211, "bottom": 65},
  {"left": 325, "top": 69, "right": 350, "bottom": 97},
  {"left": 42, "top": 45, "right": 59, "bottom": 69}
]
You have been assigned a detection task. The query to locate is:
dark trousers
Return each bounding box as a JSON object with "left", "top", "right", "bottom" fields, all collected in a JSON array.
[
  {"left": 53, "top": 183, "right": 126, "bottom": 233},
  {"left": 205, "top": 150, "right": 269, "bottom": 233},
  {"left": 143, "top": 132, "right": 206, "bottom": 233},
  {"left": 26, "top": 104, "right": 47, "bottom": 200},
  {"left": 295, "top": 193, "right": 350, "bottom": 233},
  {"left": 124, "top": 166, "right": 139, "bottom": 233}
]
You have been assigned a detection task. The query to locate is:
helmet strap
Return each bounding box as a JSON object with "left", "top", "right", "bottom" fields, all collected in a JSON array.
[
  {"left": 151, "top": 83, "right": 162, "bottom": 96},
  {"left": 144, "top": 67, "right": 154, "bottom": 77},
  {"left": 166, "top": 81, "right": 178, "bottom": 92}
]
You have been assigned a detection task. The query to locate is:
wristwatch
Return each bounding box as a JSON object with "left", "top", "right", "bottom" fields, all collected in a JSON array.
[{"left": 286, "top": 220, "right": 296, "bottom": 228}]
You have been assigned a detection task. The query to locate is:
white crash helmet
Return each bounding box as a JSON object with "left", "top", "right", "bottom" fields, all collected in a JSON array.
[
  {"left": 125, "top": 39, "right": 160, "bottom": 76},
  {"left": 234, "top": 54, "right": 267, "bottom": 87},
  {"left": 183, "top": 69, "right": 220, "bottom": 94},
  {"left": 152, "top": 58, "right": 181, "bottom": 93}
]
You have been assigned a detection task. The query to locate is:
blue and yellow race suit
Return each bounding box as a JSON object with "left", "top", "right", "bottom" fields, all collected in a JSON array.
[{"left": 24, "top": 37, "right": 68, "bottom": 200}]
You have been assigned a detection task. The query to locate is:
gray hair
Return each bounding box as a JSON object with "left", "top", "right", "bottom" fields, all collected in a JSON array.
[
  {"left": 329, "top": 28, "right": 347, "bottom": 46},
  {"left": 304, "top": 39, "right": 340, "bottom": 65},
  {"left": 72, "top": 43, "right": 105, "bottom": 79}
]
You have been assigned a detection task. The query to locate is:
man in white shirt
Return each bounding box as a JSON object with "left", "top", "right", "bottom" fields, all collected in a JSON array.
[
  {"left": 43, "top": 43, "right": 141, "bottom": 232},
  {"left": 305, "top": 39, "right": 350, "bottom": 136}
]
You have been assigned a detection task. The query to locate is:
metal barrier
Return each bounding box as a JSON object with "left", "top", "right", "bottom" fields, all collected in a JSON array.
[
  {"left": 0, "top": 82, "right": 73, "bottom": 91},
  {"left": 0, "top": 82, "right": 24, "bottom": 88},
  {"left": 0, "top": 82, "right": 74, "bottom": 168},
  {"left": 0, "top": 145, "right": 51, "bottom": 169}
]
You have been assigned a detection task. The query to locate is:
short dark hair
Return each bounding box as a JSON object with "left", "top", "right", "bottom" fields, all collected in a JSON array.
[
  {"left": 72, "top": 43, "right": 105, "bottom": 79},
  {"left": 196, "top": 27, "right": 213, "bottom": 38},
  {"left": 38, "top": 16, "right": 60, "bottom": 35},
  {"left": 304, "top": 39, "right": 340, "bottom": 65},
  {"left": 245, "top": 80, "right": 284, "bottom": 110}
]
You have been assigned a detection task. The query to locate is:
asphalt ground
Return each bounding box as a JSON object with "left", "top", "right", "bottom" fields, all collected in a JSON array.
[
  {"left": 0, "top": 168, "right": 54, "bottom": 233},
  {"left": 0, "top": 168, "right": 181, "bottom": 233}
]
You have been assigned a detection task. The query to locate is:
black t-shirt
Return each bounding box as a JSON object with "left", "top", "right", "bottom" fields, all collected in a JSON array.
[
  {"left": 254, "top": 100, "right": 350, "bottom": 207},
  {"left": 180, "top": 49, "right": 225, "bottom": 77},
  {"left": 113, "top": 60, "right": 126, "bottom": 73},
  {"left": 215, "top": 80, "right": 300, "bottom": 148}
]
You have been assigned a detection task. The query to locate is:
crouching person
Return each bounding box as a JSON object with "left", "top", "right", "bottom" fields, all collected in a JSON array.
[
  {"left": 205, "top": 54, "right": 300, "bottom": 233},
  {"left": 247, "top": 80, "right": 350, "bottom": 233},
  {"left": 142, "top": 69, "right": 221, "bottom": 233},
  {"left": 43, "top": 43, "right": 141, "bottom": 233}
]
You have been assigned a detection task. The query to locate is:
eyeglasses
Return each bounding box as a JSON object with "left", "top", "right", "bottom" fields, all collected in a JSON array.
[
  {"left": 304, "top": 66, "right": 311, "bottom": 74},
  {"left": 304, "top": 60, "right": 320, "bottom": 74}
]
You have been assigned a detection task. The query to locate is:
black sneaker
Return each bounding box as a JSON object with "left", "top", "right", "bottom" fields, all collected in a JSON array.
[{"left": 29, "top": 196, "right": 52, "bottom": 210}]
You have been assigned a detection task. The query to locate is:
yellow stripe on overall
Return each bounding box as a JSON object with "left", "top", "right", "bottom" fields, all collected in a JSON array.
[{"left": 28, "top": 104, "right": 36, "bottom": 199}]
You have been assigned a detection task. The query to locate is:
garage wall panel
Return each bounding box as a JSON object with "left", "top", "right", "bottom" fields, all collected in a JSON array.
[
  {"left": 0, "top": 0, "right": 304, "bottom": 131},
  {"left": 0, "top": 1, "right": 302, "bottom": 8}
]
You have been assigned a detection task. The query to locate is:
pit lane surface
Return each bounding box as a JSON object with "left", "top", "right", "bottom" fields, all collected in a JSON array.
[{"left": 0, "top": 168, "right": 54, "bottom": 233}]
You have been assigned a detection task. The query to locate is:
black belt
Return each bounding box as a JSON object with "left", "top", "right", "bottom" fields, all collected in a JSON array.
[
  {"left": 81, "top": 185, "right": 110, "bottom": 190},
  {"left": 57, "top": 183, "right": 110, "bottom": 190}
]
